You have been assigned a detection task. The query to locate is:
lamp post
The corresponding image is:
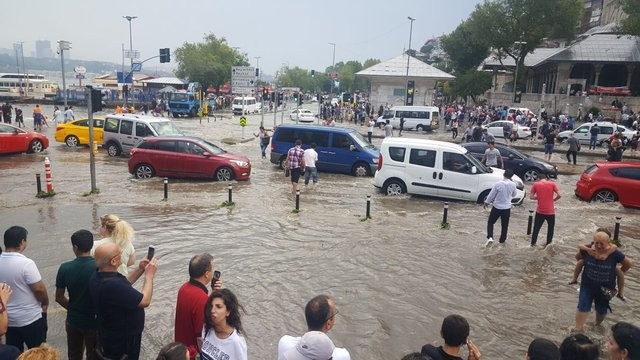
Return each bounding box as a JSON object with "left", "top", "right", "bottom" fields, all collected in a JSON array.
[
  {"left": 57, "top": 40, "right": 72, "bottom": 108},
  {"left": 123, "top": 15, "right": 137, "bottom": 106},
  {"left": 329, "top": 42, "right": 336, "bottom": 94},
  {"left": 405, "top": 16, "right": 415, "bottom": 106},
  {"left": 512, "top": 40, "right": 527, "bottom": 103}
]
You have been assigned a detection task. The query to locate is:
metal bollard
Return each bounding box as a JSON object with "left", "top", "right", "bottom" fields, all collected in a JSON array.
[
  {"left": 295, "top": 190, "right": 300, "bottom": 210},
  {"left": 35, "top": 173, "right": 42, "bottom": 193},
  {"left": 613, "top": 217, "right": 621, "bottom": 244},
  {"left": 44, "top": 157, "right": 53, "bottom": 192},
  {"left": 163, "top": 177, "right": 169, "bottom": 200},
  {"left": 228, "top": 183, "right": 233, "bottom": 203},
  {"left": 527, "top": 210, "right": 534, "bottom": 235},
  {"left": 366, "top": 195, "right": 371, "bottom": 218},
  {"left": 442, "top": 202, "right": 449, "bottom": 224}
]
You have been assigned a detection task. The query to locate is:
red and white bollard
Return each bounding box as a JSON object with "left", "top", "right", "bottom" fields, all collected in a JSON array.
[{"left": 44, "top": 157, "right": 54, "bottom": 192}]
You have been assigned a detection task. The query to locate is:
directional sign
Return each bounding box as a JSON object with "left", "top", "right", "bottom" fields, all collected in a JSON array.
[
  {"left": 74, "top": 66, "right": 87, "bottom": 74},
  {"left": 239, "top": 116, "right": 247, "bottom": 127},
  {"left": 131, "top": 63, "right": 142, "bottom": 72},
  {"left": 232, "top": 66, "right": 256, "bottom": 93}
]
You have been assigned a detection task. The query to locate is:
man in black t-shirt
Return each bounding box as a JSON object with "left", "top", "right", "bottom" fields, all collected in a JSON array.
[{"left": 421, "top": 315, "right": 481, "bottom": 360}]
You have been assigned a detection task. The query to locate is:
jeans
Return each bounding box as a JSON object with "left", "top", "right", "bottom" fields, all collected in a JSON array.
[
  {"left": 487, "top": 207, "right": 511, "bottom": 243},
  {"left": 589, "top": 135, "right": 598, "bottom": 149},
  {"left": 6, "top": 315, "right": 47, "bottom": 352},
  {"left": 304, "top": 167, "right": 318, "bottom": 185},
  {"left": 67, "top": 322, "right": 97, "bottom": 360},
  {"left": 531, "top": 212, "right": 555, "bottom": 246},
  {"left": 451, "top": 128, "right": 458, "bottom": 139},
  {"left": 259, "top": 141, "right": 268, "bottom": 158},
  {"left": 367, "top": 131, "right": 372, "bottom": 143}
]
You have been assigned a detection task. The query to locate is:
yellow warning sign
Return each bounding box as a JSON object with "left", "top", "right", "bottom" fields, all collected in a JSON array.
[{"left": 239, "top": 116, "right": 247, "bottom": 127}]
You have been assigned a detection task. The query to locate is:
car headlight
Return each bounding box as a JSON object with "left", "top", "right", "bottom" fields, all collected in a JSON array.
[
  {"left": 544, "top": 163, "right": 556, "bottom": 171},
  {"left": 230, "top": 160, "right": 249, "bottom": 167},
  {"left": 512, "top": 176, "right": 524, "bottom": 190}
]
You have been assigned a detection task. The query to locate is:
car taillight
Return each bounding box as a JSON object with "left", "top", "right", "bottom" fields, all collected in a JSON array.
[
  {"left": 377, "top": 154, "right": 383, "bottom": 171},
  {"left": 56, "top": 127, "right": 63, "bottom": 131},
  {"left": 523, "top": 128, "right": 529, "bottom": 131}
]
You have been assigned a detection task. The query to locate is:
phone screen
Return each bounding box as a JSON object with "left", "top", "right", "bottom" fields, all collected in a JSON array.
[
  {"left": 213, "top": 270, "right": 221, "bottom": 281},
  {"left": 147, "top": 246, "right": 155, "bottom": 260}
]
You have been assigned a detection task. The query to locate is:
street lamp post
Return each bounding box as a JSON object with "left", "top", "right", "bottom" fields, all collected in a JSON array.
[
  {"left": 513, "top": 40, "right": 527, "bottom": 103},
  {"left": 123, "top": 15, "right": 137, "bottom": 106},
  {"left": 57, "top": 40, "right": 72, "bottom": 108},
  {"left": 405, "top": 17, "right": 415, "bottom": 106},
  {"left": 329, "top": 43, "right": 336, "bottom": 95}
]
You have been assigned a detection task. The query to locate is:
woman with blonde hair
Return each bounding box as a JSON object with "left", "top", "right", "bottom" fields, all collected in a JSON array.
[
  {"left": 91, "top": 214, "right": 136, "bottom": 275},
  {"left": 17, "top": 344, "right": 60, "bottom": 360}
]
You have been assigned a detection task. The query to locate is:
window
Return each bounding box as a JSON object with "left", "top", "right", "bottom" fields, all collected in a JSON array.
[
  {"left": 575, "top": 126, "right": 589, "bottom": 134},
  {"left": 276, "top": 129, "right": 297, "bottom": 143},
  {"left": 75, "top": 120, "right": 89, "bottom": 127},
  {"left": 94, "top": 119, "right": 104, "bottom": 128},
  {"left": 393, "top": 88, "right": 405, "bottom": 96},
  {"left": 120, "top": 120, "right": 133, "bottom": 135},
  {"left": 613, "top": 167, "right": 640, "bottom": 180},
  {"left": 409, "top": 149, "right": 436, "bottom": 167},
  {"left": 332, "top": 134, "right": 352, "bottom": 149},
  {"left": 155, "top": 141, "right": 175, "bottom": 152},
  {"left": 104, "top": 118, "right": 119, "bottom": 133},
  {"left": 135, "top": 122, "right": 153, "bottom": 137},
  {"left": 443, "top": 152, "right": 473, "bottom": 173},
  {"left": 177, "top": 141, "right": 206, "bottom": 155},
  {"left": 302, "top": 131, "right": 329, "bottom": 147},
  {"left": 601, "top": 126, "right": 614, "bottom": 135},
  {"left": 464, "top": 144, "right": 486, "bottom": 154},
  {"left": 388, "top": 147, "right": 406, "bottom": 162}
]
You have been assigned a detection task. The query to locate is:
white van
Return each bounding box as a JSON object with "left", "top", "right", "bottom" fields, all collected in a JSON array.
[
  {"left": 375, "top": 106, "right": 440, "bottom": 131},
  {"left": 232, "top": 96, "right": 262, "bottom": 115},
  {"left": 103, "top": 114, "right": 183, "bottom": 156},
  {"left": 374, "top": 138, "right": 526, "bottom": 204}
]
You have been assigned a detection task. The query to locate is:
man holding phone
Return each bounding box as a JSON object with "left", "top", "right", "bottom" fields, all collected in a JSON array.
[{"left": 174, "top": 253, "right": 222, "bottom": 357}]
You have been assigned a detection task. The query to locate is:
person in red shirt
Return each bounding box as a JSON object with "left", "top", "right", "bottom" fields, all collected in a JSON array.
[
  {"left": 530, "top": 175, "right": 562, "bottom": 246},
  {"left": 174, "top": 253, "right": 222, "bottom": 358}
]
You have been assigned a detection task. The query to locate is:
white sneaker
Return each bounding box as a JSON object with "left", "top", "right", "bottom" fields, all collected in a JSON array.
[{"left": 484, "top": 238, "right": 494, "bottom": 247}]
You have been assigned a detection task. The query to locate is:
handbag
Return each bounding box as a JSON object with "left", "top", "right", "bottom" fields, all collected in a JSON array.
[
  {"left": 600, "top": 286, "right": 617, "bottom": 301},
  {"left": 284, "top": 167, "right": 290, "bottom": 177}
]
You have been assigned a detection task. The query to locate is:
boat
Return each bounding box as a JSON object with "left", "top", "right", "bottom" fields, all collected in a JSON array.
[{"left": 0, "top": 73, "right": 57, "bottom": 100}]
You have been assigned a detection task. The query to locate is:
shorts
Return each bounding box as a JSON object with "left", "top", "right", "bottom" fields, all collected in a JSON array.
[
  {"left": 503, "top": 131, "right": 510, "bottom": 138},
  {"left": 577, "top": 284, "right": 609, "bottom": 315},
  {"left": 290, "top": 167, "right": 302, "bottom": 183},
  {"left": 544, "top": 143, "right": 554, "bottom": 154}
]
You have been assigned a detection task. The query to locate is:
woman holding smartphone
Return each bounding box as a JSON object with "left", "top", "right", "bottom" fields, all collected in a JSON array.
[{"left": 200, "top": 289, "right": 247, "bottom": 360}]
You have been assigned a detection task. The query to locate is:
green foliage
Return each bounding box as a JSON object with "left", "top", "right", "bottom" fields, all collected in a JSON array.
[
  {"left": 36, "top": 191, "right": 56, "bottom": 198},
  {"left": 174, "top": 34, "right": 249, "bottom": 90},
  {"left": 618, "top": 0, "right": 640, "bottom": 36},
  {"left": 587, "top": 106, "right": 601, "bottom": 116},
  {"left": 276, "top": 58, "right": 380, "bottom": 93},
  {"left": 440, "top": 19, "right": 490, "bottom": 73},
  {"left": 440, "top": 222, "right": 450, "bottom": 229},
  {"left": 221, "top": 200, "right": 235, "bottom": 207},
  {"left": 448, "top": 70, "right": 493, "bottom": 103}
]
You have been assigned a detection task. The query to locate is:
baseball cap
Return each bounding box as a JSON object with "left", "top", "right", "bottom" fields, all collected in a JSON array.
[
  {"left": 527, "top": 338, "right": 560, "bottom": 360},
  {"left": 284, "top": 331, "right": 335, "bottom": 360}
]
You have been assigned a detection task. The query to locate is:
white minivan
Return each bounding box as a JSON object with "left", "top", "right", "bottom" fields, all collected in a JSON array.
[
  {"left": 374, "top": 138, "right": 526, "bottom": 204},
  {"left": 103, "top": 114, "right": 183, "bottom": 157},
  {"left": 232, "top": 96, "right": 262, "bottom": 115},
  {"left": 376, "top": 106, "right": 440, "bottom": 131}
]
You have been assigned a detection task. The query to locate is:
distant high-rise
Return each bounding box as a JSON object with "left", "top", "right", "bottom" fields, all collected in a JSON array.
[{"left": 35, "top": 40, "right": 54, "bottom": 58}]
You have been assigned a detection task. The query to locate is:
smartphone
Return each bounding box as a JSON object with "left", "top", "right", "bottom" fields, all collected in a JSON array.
[
  {"left": 147, "top": 246, "right": 155, "bottom": 260},
  {"left": 211, "top": 270, "right": 221, "bottom": 288}
]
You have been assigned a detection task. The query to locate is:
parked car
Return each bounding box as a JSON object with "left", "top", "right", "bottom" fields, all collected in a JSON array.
[
  {"left": 482, "top": 120, "right": 531, "bottom": 139},
  {"left": 55, "top": 117, "right": 105, "bottom": 147},
  {"left": 461, "top": 142, "right": 557, "bottom": 182},
  {"left": 0, "top": 123, "right": 49, "bottom": 154},
  {"left": 289, "top": 109, "right": 316, "bottom": 122},
  {"left": 374, "top": 138, "right": 526, "bottom": 204},
  {"left": 575, "top": 162, "right": 640, "bottom": 208},
  {"left": 557, "top": 121, "right": 617, "bottom": 146},
  {"left": 128, "top": 136, "right": 251, "bottom": 181},
  {"left": 270, "top": 124, "right": 378, "bottom": 176},
  {"left": 103, "top": 114, "right": 183, "bottom": 157},
  {"left": 602, "top": 125, "right": 637, "bottom": 147},
  {"left": 375, "top": 106, "right": 441, "bottom": 131}
]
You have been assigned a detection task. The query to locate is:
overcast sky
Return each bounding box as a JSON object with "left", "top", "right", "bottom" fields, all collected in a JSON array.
[{"left": 2, "top": 0, "right": 482, "bottom": 76}]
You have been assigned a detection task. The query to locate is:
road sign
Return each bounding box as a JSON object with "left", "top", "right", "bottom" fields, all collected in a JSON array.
[
  {"left": 74, "top": 66, "right": 87, "bottom": 74},
  {"left": 239, "top": 116, "right": 247, "bottom": 127},
  {"left": 131, "top": 63, "right": 142, "bottom": 72},
  {"left": 232, "top": 66, "right": 256, "bottom": 93},
  {"left": 75, "top": 74, "right": 85, "bottom": 79}
]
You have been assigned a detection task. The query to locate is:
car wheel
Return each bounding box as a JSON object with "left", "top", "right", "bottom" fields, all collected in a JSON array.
[
  {"left": 134, "top": 164, "right": 155, "bottom": 179},
  {"left": 352, "top": 162, "right": 370, "bottom": 177},
  {"left": 106, "top": 142, "right": 121, "bottom": 157},
  {"left": 593, "top": 189, "right": 617, "bottom": 203},
  {"left": 523, "top": 168, "right": 540, "bottom": 182},
  {"left": 29, "top": 139, "right": 44, "bottom": 153},
  {"left": 215, "top": 167, "right": 234, "bottom": 181},
  {"left": 416, "top": 124, "right": 424, "bottom": 132},
  {"left": 477, "top": 189, "right": 491, "bottom": 204},
  {"left": 65, "top": 135, "right": 80, "bottom": 147},
  {"left": 384, "top": 179, "right": 405, "bottom": 196},
  {"left": 278, "top": 157, "right": 286, "bottom": 170},
  {"left": 172, "top": 113, "right": 178, "bottom": 118}
]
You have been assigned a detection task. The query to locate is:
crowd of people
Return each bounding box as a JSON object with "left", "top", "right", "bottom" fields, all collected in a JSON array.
[{"left": 0, "top": 219, "right": 636, "bottom": 360}]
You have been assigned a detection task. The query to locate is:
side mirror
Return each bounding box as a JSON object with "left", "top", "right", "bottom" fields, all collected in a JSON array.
[
  {"left": 471, "top": 166, "right": 477, "bottom": 174},
  {"left": 349, "top": 144, "right": 356, "bottom": 151},
  {"left": 202, "top": 152, "right": 212, "bottom": 157},
  {"left": 508, "top": 154, "right": 514, "bottom": 159}
]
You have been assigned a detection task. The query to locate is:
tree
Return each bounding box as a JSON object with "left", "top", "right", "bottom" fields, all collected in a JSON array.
[
  {"left": 618, "top": 0, "right": 640, "bottom": 36},
  {"left": 174, "top": 34, "right": 249, "bottom": 91},
  {"left": 448, "top": 70, "right": 493, "bottom": 103},
  {"left": 440, "top": 19, "right": 490, "bottom": 73}
]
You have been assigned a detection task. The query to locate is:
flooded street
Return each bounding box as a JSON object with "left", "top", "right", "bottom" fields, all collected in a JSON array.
[{"left": 1, "top": 105, "right": 639, "bottom": 359}]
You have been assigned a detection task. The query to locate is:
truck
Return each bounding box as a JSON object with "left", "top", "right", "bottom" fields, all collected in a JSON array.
[{"left": 168, "top": 82, "right": 202, "bottom": 118}]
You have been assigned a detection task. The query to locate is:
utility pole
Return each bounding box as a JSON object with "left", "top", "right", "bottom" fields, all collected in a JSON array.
[
  {"left": 405, "top": 17, "right": 415, "bottom": 106},
  {"left": 57, "top": 40, "right": 72, "bottom": 108},
  {"left": 123, "top": 15, "right": 137, "bottom": 108},
  {"left": 329, "top": 43, "right": 336, "bottom": 95}
]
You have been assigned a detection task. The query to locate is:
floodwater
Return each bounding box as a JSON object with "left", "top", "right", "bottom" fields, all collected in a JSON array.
[{"left": 1, "top": 105, "right": 639, "bottom": 359}]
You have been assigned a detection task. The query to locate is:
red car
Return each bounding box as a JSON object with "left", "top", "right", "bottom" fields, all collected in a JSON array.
[
  {"left": 128, "top": 136, "right": 251, "bottom": 181},
  {"left": 575, "top": 162, "right": 640, "bottom": 208},
  {"left": 0, "top": 123, "right": 49, "bottom": 154}
]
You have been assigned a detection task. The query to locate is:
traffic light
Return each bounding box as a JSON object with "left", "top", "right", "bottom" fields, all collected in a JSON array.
[
  {"left": 311, "top": 70, "right": 315, "bottom": 77},
  {"left": 293, "top": 92, "right": 298, "bottom": 103},
  {"left": 91, "top": 89, "right": 103, "bottom": 113},
  {"left": 262, "top": 87, "right": 268, "bottom": 100},
  {"left": 255, "top": 68, "right": 260, "bottom": 77},
  {"left": 298, "top": 94, "right": 303, "bottom": 106},
  {"left": 159, "top": 48, "right": 171, "bottom": 63},
  {"left": 278, "top": 92, "right": 283, "bottom": 106}
]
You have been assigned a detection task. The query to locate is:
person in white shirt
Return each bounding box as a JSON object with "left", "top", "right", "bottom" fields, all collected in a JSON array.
[
  {"left": 483, "top": 169, "right": 517, "bottom": 246},
  {"left": 201, "top": 289, "right": 247, "bottom": 360},
  {"left": 303, "top": 143, "right": 319, "bottom": 189},
  {"left": 278, "top": 295, "right": 350, "bottom": 360},
  {"left": 367, "top": 118, "right": 375, "bottom": 143},
  {"left": 63, "top": 106, "right": 75, "bottom": 123}
]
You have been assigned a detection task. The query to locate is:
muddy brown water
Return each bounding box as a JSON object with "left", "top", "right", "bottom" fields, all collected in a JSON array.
[{"left": 0, "top": 105, "right": 638, "bottom": 359}]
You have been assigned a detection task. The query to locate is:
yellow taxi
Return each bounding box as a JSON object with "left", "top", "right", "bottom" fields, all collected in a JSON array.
[{"left": 55, "top": 117, "right": 105, "bottom": 147}]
